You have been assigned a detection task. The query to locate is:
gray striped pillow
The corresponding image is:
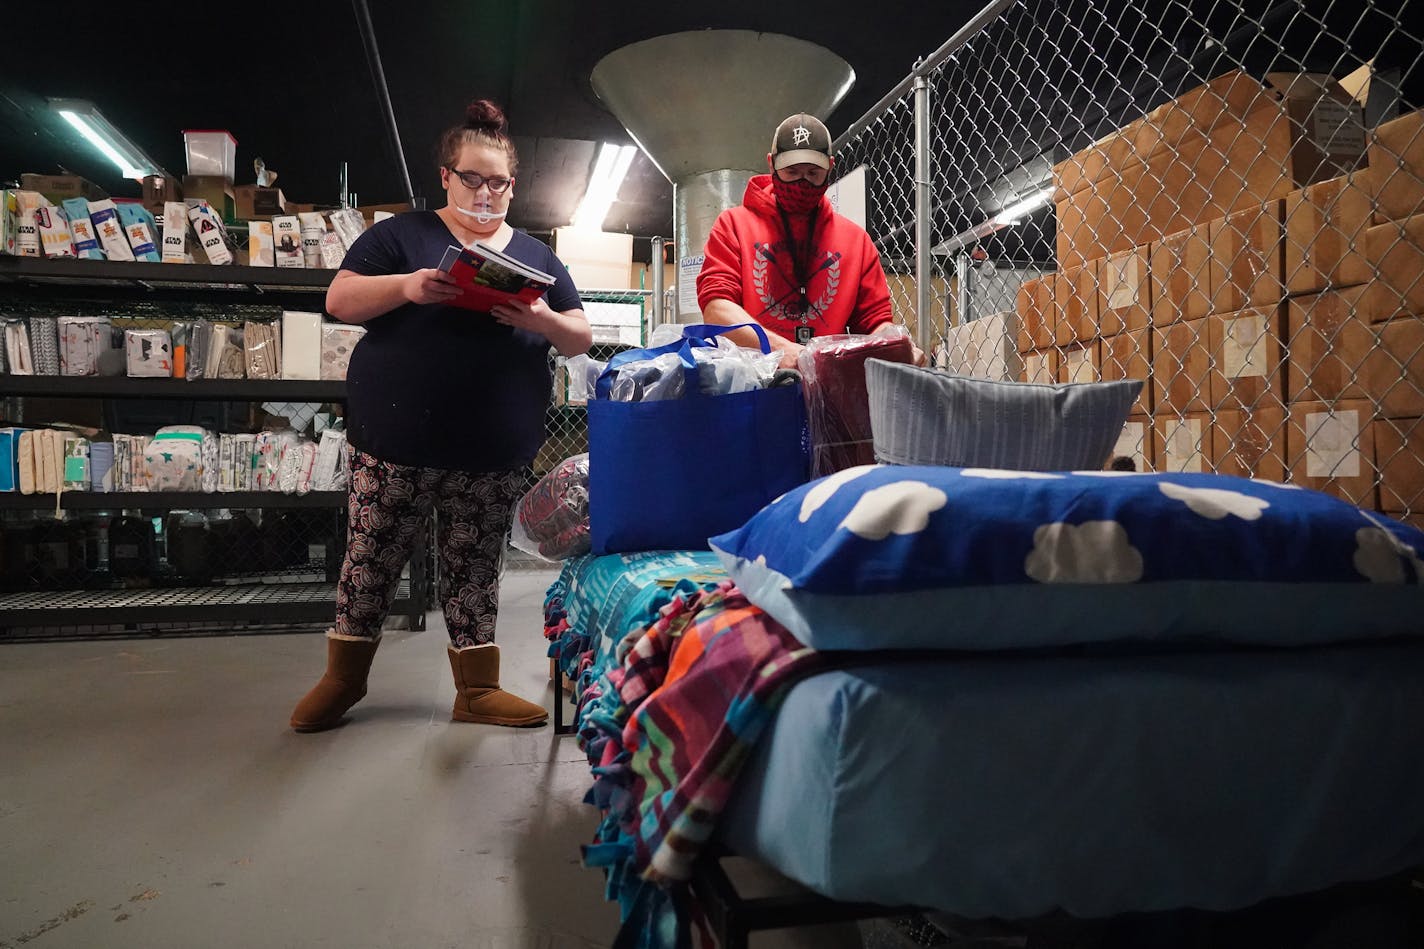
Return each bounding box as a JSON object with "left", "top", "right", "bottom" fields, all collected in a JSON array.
[{"left": 865, "top": 359, "right": 1142, "bottom": 471}]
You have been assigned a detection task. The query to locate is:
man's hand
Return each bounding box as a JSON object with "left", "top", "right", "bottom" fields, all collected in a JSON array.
[
  {"left": 777, "top": 341, "right": 805, "bottom": 370},
  {"left": 403, "top": 269, "right": 461, "bottom": 305},
  {"left": 910, "top": 342, "right": 928, "bottom": 367}
]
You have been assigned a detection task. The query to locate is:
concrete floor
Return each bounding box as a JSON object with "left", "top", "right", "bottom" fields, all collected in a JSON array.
[{"left": 0, "top": 568, "right": 861, "bottom": 949}]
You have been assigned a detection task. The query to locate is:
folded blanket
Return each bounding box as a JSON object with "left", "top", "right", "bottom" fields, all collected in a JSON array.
[
  {"left": 578, "top": 583, "right": 833, "bottom": 948},
  {"left": 799, "top": 332, "right": 915, "bottom": 477}
]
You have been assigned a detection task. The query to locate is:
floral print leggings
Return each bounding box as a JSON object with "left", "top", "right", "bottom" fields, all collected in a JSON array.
[{"left": 335, "top": 450, "right": 526, "bottom": 647}]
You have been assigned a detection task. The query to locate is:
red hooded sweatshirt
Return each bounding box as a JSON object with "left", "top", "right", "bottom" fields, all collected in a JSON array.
[{"left": 696, "top": 174, "right": 893, "bottom": 339}]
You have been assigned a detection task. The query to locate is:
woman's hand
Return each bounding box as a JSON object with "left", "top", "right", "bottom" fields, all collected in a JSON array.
[
  {"left": 489, "top": 297, "right": 551, "bottom": 333},
  {"left": 403, "top": 269, "right": 462, "bottom": 305}
]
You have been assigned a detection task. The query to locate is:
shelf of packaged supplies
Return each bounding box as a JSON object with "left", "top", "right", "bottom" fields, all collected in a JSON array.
[
  {"left": 0, "top": 255, "right": 335, "bottom": 293},
  {"left": 0, "top": 375, "right": 347, "bottom": 401},
  {"left": 0, "top": 491, "right": 347, "bottom": 510},
  {"left": 0, "top": 580, "right": 410, "bottom": 630}
]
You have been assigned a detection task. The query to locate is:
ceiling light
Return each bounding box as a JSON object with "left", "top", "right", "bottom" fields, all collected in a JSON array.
[
  {"left": 47, "top": 98, "right": 166, "bottom": 181},
  {"left": 571, "top": 143, "right": 638, "bottom": 231},
  {"left": 990, "top": 186, "right": 1055, "bottom": 226}
]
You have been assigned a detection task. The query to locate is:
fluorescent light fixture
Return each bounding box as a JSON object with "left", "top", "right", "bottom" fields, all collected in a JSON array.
[
  {"left": 990, "top": 186, "right": 1055, "bottom": 226},
  {"left": 570, "top": 143, "right": 638, "bottom": 231},
  {"left": 47, "top": 98, "right": 165, "bottom": 181}
]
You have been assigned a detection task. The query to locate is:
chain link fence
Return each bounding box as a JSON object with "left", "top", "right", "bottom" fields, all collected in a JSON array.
[{"left": 835, "top": 0, "right": 1423, "bottom": 525}]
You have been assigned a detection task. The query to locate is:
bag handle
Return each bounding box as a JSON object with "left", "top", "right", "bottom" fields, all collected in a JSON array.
[{"left": 593, "top": 322, "right": 773, "bottom": 400}]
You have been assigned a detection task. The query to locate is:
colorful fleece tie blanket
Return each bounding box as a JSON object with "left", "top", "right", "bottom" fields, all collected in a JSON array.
[{"left": 576, "top": 582, "right": 834, "bottom": 949}]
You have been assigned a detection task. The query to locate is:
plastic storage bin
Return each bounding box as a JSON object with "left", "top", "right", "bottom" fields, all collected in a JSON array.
[{"left": 183, "top": 129, "right": 238, "bottom": 180}]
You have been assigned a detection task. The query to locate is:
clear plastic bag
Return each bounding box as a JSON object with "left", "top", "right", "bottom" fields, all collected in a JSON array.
[
  {"left": 510, "top": 453, "right": 591, "bottom": 561},
  {"left": 608, "top": 351, "right": 687, "bottom": 402}
]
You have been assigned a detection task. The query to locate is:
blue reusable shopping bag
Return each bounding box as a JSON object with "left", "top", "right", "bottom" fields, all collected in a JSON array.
[{"left": 588, "top": 324, "right": 811, "bottom": 554}]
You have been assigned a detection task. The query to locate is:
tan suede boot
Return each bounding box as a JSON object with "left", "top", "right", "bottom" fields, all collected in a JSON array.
[
  {"left": 448, "top": 644, "right": 547, "bottom": 727},
  {"left": 289, "top": 634, "right": 380, "bottom": 732}
]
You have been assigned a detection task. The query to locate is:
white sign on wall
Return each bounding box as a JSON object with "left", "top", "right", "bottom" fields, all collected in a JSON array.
[
  {"left": 827, "top": 164, "right": 868, "bottom": 230},
  {"left": 678, "top": 254, "right": 704, "bottom": 318}
]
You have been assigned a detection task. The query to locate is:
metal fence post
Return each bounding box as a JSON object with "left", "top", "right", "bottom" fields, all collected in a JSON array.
[
  {"left": 650, "top": 236, "right": 665, "bottom": 333},
  {"left": 914, "top": 73, "right": 933, "bottom": 352}
]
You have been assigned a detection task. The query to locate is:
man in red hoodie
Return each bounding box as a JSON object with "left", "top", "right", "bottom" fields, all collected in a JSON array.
[{"left": 697, "top": 113, "right": 923, "bottom": 368}]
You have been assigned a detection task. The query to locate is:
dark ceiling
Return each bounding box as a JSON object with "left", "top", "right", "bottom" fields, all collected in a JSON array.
[{"left": 0, "top": 1, "right": 985, "bottom": 253}]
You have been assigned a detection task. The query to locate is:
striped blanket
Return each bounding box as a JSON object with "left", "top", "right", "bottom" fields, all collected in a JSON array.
[{"left": 578, "top": 581, "right": 833, "bottom": 948}]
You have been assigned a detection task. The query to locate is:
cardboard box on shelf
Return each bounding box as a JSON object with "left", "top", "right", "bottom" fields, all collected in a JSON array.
[
  {"left": 1101, "top": 327, "right": 1154, "bottom": 416},
  {"left": 1362, "top": 316, "right": 1424, "bottom": 418},
  {"left": 1208, "top": 307, "right": 1286, "bottom": 412},
  {"left": 961, "top": 311, "right": 1023, "bottom": 381},
  {"left": 1283, "top": 173, "right": 1372, "bottom": 295},
  {"left": 1361, "top": 213, "right": 1424, "bottom": 322},
  {"left": 553, "top": 227, "right": 634, "bottom": 290},
  {"left": 1213, "top": 406, "right": 1288, "bottom": 482},
  {"left": 1150, "top": 223, "right": 1213, "bottom": 325},
  {"left": 1057, "top": 340, "right": 1101, "bottom": 384},
  {"left": 1286, "top": 399, "right": 1379, "bottom": 507},
  {"left": 1109, "top": 416, "right": 1155, "bottom": 472},
  {"left": 1152, "top": 317, "right": 1212, "bottom": 415},
  {"left": 235, "top": 185, "right": 289, "bottom": 220},
  {"left": 19, "top": 174, "right": 106, "bottom": 205},
  {"left": 1210, "top": 200, "right": 1285, "bottom": 314},
  {"left": 1014, "top": 275, "right": 1054, "bottom": 352},
  {"left": 1100, "top": 246, "right": 1151, "bottom": 335},
  {"left": 182, "top": 176, "right": 236, "bottom": 223},
  {"left": 141, "top": 175, "right": 181, "bottom": 214},
  {"left": 1154, "top": 414, "right": 1210, "bottom": 473},
  {"left": 1021, "top": 348, "right": 1059, "bottom": 384},
  {"left": 1052, "top": 264, "right": 1099, "bottom": 346},
  {"left": 1364, "top": 109, "right": 1424, "bottom": 224},
  {"left": 1285, "top": 287, "right": 1373, "bottom": 403},
  {"left": 1374, "top": 417, "right": 1424, "bottom": 511},
  {"left": 1055, "top": 163, "right": 1156, "bottom": 267}
]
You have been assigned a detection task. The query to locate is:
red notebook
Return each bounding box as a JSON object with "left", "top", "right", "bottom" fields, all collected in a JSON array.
[{"left": 436, "top": 241, "right": 555, "bottom": 312}]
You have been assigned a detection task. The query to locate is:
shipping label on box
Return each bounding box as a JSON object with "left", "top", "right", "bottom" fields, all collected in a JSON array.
[
  {"left": 1210, "top": 200, "right": 1284, "bottom": 313},
  {"left": 1365, "top": 109, "right": 1424, "bottom": 224},
  {"left": 1209, "top": 308, "right": 1285, "bottom": 411},
  {"left": 1284, "top": 173, "right": 1372, "bottom": 295},
  {"left": 1058, "top": 341, "right": 1100, "bottom": 383},
  {"left": 1213, "top": 406, "right": 1287, "bottom": 481},
  {"left": 1150, "top": 224, "right": 1212, "bottom": 325},
  {"left": 1021, "top": 348, "right": 1059, "bottom": 384},
  {"left": 1152, "top": 317, "right": 1211, "bottom": 414},
  {"left": 1155, "top": 415, "right": 1207, "bottom": 472},
  {"left": 1109, "top": 417, "right": 1154, "bottom": 471},
  {"left": 1101, "top": 246, "right": 1151, "bottom": 335},
  {"left": 1287, "top": 399, "right": 1378, "bottom": 506}
]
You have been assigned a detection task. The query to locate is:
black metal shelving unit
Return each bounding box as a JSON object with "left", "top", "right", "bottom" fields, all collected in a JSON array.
[{"left": 0, "top": 257, "right": 429, "bottom": 639}]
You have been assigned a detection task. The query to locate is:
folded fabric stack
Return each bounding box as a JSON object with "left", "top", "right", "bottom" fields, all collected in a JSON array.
[
  {"left": 143, "top": 425, "right": 217, "bottom": 492},
  {"left": 320, "top": 324, "right": 365, "bottom": 380},
  {"left": 58, "top": 316, "right": 112, "bottom": 376},
  {"left": 2, "top": 320, "right": 32, "bottom": 374},
  {"left": 88, "top": 441, "right": 115, "bottom": 492},
  {"left": 243, "top": 320, "right": 282, "bottom": 379},
  {"left": 28, "top": 317, "right": 60, "bottom": 375},
  {"left": 108, "top": 434, "right": 149, "bottom": 491},
  {"left": 186, "top": 320, "right": 212, "bottom": 380},
  {"left": 125, "top": 328, "right": 173, "bottom": 377},
  {"left": 217, "top": 433, "right": 256, "bottom": 491},
  {"left": 204, "top": 323, "right": 246, "bottom": 379},
  {"left": 798, "top": 330, "right": 916, "bottom": 477},
  {"left": 311, "top": 429, "right": 349, "bottom": 490}
]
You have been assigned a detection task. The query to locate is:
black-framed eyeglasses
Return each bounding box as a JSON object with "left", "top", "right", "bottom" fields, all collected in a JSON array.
[{"left": 445, "top": 167, "right": 514, "bottom": 193}]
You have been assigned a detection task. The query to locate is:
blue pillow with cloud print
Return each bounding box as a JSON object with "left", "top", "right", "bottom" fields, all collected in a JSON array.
[{"left": 709, "top": 465, "right": 1424, "bottom": 651}]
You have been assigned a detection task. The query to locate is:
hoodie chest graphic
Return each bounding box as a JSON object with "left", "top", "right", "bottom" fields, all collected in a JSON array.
[{"left": 751, "top": 240, "right": 842, "bottom": 322}]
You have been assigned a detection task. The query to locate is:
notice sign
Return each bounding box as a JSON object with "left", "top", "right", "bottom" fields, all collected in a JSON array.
[{"left": 679, "top": 254, "right": 704, "bottom": 317}]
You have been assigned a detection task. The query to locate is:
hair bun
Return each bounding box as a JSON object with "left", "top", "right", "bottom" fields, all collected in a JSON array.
[{"left": 464, "top": 99, "right": 508, "bottom": 133}]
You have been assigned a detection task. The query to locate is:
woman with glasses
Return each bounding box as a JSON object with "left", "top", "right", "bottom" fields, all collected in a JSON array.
[{"left": 291, "top": 99, "right": 591, "bottom": 733}]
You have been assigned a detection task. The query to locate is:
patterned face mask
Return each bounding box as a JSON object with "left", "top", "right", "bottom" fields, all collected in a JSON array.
[{"left": 771, "top": 175, "right": 829, "bottom": 214}]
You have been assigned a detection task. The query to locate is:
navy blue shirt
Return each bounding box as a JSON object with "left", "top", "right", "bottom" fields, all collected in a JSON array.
[{"left": 338, "top": 211, "right": 582, "bottom": 472}]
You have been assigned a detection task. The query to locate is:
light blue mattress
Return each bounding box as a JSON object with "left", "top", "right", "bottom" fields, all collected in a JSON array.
[{"left": 718, "top": 641, "right": 1424, "bottom": 919}]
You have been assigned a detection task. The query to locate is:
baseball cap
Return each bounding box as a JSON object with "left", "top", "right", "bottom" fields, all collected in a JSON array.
[{"left": 771, "top": 113, "right": 832, "bottom": 170}]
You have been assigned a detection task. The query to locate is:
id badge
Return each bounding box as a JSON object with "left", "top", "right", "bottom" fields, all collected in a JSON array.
[{"left": 795, "top": 324, "right": 815, "bottom": 344}]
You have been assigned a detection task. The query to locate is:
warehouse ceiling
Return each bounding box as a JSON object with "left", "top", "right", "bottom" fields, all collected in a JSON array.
[{"left": 0, "top": 0, "right": 985, "bottom": 256}]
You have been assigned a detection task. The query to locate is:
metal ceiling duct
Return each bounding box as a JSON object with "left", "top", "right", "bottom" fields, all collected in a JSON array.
[{"left": 591, "top": 30, "right": 854, "bottom": 319}]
